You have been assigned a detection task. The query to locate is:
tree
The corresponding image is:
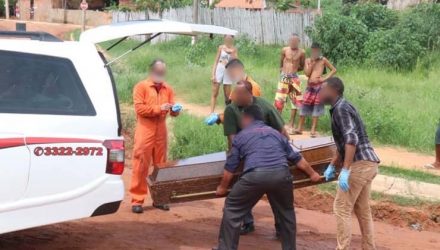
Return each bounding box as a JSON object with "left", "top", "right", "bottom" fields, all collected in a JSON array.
[
  {"left": 134, "top": 0, "right": 191, "bottom": 17},
  {"left": 266, "top": 0, "right": 297, "bottom": 11}
]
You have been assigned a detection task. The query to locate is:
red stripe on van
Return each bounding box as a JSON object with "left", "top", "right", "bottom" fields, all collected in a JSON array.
[
  {"left": 26, "top": 137, "right": 102, "bottom": 145},
  {"left": 0, "top": 138, "right": 26, "bottom": 149},
  {"left": 0, "top": 137, "right": 102, "bottom": 149}
]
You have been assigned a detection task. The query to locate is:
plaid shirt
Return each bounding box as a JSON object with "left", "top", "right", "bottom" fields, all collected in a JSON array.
[{"left": 330, "top": 98, "right": 380, "bottom": 164}]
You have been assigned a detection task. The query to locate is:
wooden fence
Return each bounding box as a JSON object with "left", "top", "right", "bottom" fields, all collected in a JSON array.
[{"left": 112, "top": 7, "right": 317, "bottom": 45}]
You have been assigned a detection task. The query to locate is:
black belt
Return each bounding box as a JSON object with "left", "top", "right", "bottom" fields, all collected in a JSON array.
[{"left": 244, "top": 166, "right": 288, "bottom": 174}]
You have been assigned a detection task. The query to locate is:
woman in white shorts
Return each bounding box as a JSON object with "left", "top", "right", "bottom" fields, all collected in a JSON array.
[{"left": 210, "top": 35, "right": 238, "bottom": 114}]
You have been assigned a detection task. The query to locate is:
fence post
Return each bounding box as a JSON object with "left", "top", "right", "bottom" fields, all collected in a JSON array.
[
  {"left": 192, "top": 0, "right": 199, "bottom": 44},
  {"left": 4, "top": 0, "right": 9, "bottom": 19}
]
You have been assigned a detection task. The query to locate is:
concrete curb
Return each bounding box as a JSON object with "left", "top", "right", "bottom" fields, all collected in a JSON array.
[{"left": 372, "top": 175, "right": 440, "bottom": 201}]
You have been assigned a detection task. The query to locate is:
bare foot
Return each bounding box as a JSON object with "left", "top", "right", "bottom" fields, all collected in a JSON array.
[
  {"left": 286, "top": 126, "right": 296, "bottom": 135},
  {"left": 294, "top": 130, "right": 303, "bottom": 135},
  {"left": 310, "top": 131, "right": 318, "bottom": 138},
  {"left": 424, "top": 162, "right": 440, "bottom": 170}
]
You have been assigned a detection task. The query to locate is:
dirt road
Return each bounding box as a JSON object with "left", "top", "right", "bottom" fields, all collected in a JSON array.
[
  {"left": 1, "top": 168, "right": 439, "bottom": 250},
  {"left": 0, "top": 20, "right": 79, "bottom": 39}
]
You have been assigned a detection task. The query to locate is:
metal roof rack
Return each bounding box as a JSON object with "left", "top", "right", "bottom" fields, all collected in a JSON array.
[{"left": 0, "top": 31, "right": 62, "bottom": 42}]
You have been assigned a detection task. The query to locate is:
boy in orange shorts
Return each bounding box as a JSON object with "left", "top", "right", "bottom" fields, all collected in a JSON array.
[{"left": 274, "top": 34, "right": 305, "bottom": 133}]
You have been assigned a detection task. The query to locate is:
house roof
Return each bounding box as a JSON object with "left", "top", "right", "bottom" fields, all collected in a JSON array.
[{"left": 216, "top": 0, "right": 266, "bottom": 9}]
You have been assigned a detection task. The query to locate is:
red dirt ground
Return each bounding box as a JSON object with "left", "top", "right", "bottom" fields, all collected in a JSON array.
[
  {"left": 294, "top": 187, "right": 440, "bottom": 233},
  {"left": 0, "top": 164, "right": 439, "bottom": 250}
]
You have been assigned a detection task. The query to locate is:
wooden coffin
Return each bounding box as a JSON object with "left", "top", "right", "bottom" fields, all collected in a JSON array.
[{"left": 148, "top": 137, "right": 339, "bottom": 205}]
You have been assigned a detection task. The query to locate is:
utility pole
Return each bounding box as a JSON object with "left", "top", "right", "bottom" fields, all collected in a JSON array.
[
  {"left": 80, "top": 0, "right": 88, "bottom": 32},
  {"left": 192, "top": 0, "right": 199, "bottom": 44},
  {"left": 5, "top": 0, "right": 10, "bottom": 19}
]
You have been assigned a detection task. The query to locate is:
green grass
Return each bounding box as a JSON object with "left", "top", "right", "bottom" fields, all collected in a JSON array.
[
  {"left": 316, "top": 165, "right": 440, "bottom": 187},
  {"left": 102, "top": 36, "right": 439, "bottom": 153},
  {"left": 370, "top": 191, "right": 440, "bottom": 207},
  {"left": 379, "top": 166, "right": 440, "bottom": 185},
  {"left": 317, "top": 182, "right": 338, "bottom": 195},
  {"left": 68, "top": 28, "right": 81, "bottom": 41},
  {"left": 317, "top": 182, "right": 440, "bottom": 207},
  {"left": 169, "top": 112, "right": 226, "bottom": 160}
]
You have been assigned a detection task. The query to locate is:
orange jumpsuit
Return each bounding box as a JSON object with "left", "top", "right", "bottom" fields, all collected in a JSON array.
[{"left": 130, "top": 78, "right": 178, "bottom": 205}]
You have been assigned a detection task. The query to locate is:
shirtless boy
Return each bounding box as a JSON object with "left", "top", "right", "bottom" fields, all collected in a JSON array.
[
  {"left": 274, "top": 34, "right": 305, "bottom": 133},
  {"left": 295, "top": 42, "right": 336, "bottom": 137}
]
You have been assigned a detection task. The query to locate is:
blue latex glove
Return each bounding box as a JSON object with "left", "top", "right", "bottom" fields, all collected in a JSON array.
[
  {"left": 338, "top": 168, "right": 351, "bottom": 192},
  {"left": 323, "top": 164, "right": 336, "bottom": 181},
  {"left": 205, "top": 113, "right": 219, "bottom": 126},
  {"left": 171, "top": 103, "right": 183, "bottom": 112}
]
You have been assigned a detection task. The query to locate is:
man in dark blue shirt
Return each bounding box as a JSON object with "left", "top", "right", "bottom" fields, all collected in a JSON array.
[{"left": 215, "top": 105, "right": 320, "bottom": 250}]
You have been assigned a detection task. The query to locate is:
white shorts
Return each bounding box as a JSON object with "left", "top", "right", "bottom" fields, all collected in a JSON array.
[{"left": 215, "top": 64, "right": 232, "bottom": 85}]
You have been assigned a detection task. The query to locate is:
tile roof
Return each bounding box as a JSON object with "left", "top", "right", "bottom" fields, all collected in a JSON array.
[{"left": 216, "top": 0, "right": 266, "bottom": 9}]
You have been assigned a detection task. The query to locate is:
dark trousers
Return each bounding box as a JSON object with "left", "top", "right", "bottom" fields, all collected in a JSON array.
[
  {"left": 243, "top": 204, "right": 281, "bottom": 234},
  {"left": 242, "top": 210, "right": 254, "bottom": 225},
  {"left": 218, "top": 168, "right": 296, "bottom": 250}
]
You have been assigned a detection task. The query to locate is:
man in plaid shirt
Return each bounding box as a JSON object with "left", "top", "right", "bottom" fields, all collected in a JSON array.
[{"left": 319, "top": 77, "right": 380, "bottom": 250}]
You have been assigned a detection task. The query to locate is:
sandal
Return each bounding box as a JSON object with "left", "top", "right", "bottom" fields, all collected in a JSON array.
[
  {"left": 288, "top": 127, "right": 296, "bottom": 135},
  {"left": 424, "top": 163, "right": 440, "bottom": 170}
]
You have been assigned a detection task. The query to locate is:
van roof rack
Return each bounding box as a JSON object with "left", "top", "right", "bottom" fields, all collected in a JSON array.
[{"left": 0, "top": 31, "right": 62, "bottom": 42}]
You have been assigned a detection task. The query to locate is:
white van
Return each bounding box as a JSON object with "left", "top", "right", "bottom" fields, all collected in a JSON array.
[
  {"left": 0, "top": 20, "right": 237, "bottom": 234},
  {"left": 0, "top": 31, "right": 125, "bottom": 234}
]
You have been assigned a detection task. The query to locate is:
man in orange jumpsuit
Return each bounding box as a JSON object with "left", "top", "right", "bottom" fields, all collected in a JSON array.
[{"left": 130, "top": 59, "right": 182, "bottom": 214}]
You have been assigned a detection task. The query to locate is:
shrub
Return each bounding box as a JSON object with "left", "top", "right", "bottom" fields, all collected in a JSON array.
[
  {"left": 365, "top": 28, "right": 424, "bottom": 70},
  {"left": 184, "top": 36, "right": 219, "bottom": 67},
  {"left": 306, "top": 11, "right": 369, "bottom": 65},
  {"left": 0, "top": 0, "right": 4, "bottom": 17},
  {"left": 184, "top": 35, "right": 258, "bottom": 67},
  {"left": 399, "top": 3, "right": 440, "bottom": 50},
  {"left": 235, "top": 35, "right": 258, "bottom": 57},
  {"left": 350, "top": 3, "right": 398, "bottom": 32}
]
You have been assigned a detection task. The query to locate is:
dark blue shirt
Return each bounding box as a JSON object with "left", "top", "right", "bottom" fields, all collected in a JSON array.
[{"left": 224, "top": 121, "right": 302, "bottom": 173}]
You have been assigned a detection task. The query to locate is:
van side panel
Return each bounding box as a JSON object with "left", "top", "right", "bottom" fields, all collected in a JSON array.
[{"left": 0, "top": 41, "right": 124, "bottom": 234}]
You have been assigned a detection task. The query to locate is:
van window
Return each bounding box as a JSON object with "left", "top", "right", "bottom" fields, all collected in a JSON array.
[{"left": 0, "top": 50, "right": 95, "bottom": 116}]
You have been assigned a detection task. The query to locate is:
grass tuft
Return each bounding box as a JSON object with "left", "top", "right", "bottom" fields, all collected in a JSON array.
[
  {"left": 379, "top": 166, "right": 440, "bottom": 185},
  {"left": 169, "top": 112, "right": 226, "bottom": 160},
  {"left": 317, "top": 182, "right": 440, "bottom": 207}
]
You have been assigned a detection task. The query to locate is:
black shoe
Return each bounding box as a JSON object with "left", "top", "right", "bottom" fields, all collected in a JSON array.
[
  {"left": 240, "top": 223, "right": 255, "bottom": 235},
  {"left": 153, "top": 203, "right": 170, "bottom": 211},
  {"left": 132, "top": 205, "right": 144, "bottom": 214}
]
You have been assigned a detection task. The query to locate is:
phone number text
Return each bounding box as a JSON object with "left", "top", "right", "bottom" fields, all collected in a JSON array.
[{"left": 34, "top": 146, "right": 104, "bottom": 156}]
